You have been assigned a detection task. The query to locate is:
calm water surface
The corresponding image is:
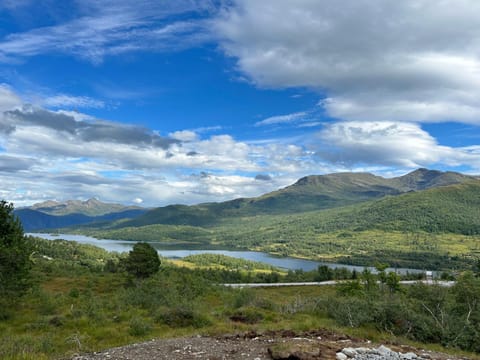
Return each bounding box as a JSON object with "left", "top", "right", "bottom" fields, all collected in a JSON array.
[{"left": 29, "top": 233, "right": 425, "bottom": 274}]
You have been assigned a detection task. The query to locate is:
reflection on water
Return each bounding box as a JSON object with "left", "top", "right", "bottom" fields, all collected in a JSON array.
[{"left": 28, "top": 233, "right": 425, "bottom": 274}]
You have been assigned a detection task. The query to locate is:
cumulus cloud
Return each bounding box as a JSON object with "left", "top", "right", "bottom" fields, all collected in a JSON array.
[
  {"left": 3, "top": 105, "right": 178, "bottom": 149},
  {"left": 0, "top": 87, "right": 323, "bottom": 206},
  {"left": 317, "top": 121, "right": 480, "bottom": 168},
  {"left": 215, "top": 0, "right": 480, "bottom": 124},
  {"left": 169, "top": 130, "right": 199, "bottom": 142}
]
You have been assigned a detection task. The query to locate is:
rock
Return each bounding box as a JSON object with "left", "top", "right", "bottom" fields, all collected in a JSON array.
[
  {"left": 377, "top": 345, "right": 393, "bottom": 356},
  {"left": 342, "top": 347, "right": 358, "bottom": 357},
  {"left": 402, "top": 352, "right": 418, "bottom": 359},
  {"left": 355, "top": 347, "right": 370, "bottom": 354},
  {"left": 336, "top": 352, "right": 348, "bottom": 360}
]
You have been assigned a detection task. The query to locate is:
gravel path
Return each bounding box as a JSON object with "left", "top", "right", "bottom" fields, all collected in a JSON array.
[{"left": 71, "top": 330, "right": 473, "bottom": 360}]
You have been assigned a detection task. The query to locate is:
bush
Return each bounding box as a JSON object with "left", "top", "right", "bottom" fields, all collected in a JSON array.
[
  {"left": 229, "top": 307, "right": 264, "bottom": 324},
  {"left": 128, "top": 317, "right": 152, "bottom": 336},
  {"left": 232, "top": 288, "right": 256, "bottom": 309},
  {"left": 155, "top": 307, "right": 211, "bottom": 328},
  {"left": 326, "top": 297, "right": 374, "bottom": 327}
]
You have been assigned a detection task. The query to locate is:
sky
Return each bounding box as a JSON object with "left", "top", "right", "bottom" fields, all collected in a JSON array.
[{"left": 1, "top": 0, "right": 480, "bottom": 207}]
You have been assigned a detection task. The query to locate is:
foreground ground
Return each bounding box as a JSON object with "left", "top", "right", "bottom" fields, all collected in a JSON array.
[
  {"left": 2, "top": 238, "right": 479, "bottom": 359},
  {"left": 71, "top": 330, "right": 474, "bottom": 360}
]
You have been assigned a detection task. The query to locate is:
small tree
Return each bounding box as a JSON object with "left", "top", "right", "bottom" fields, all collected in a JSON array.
[
  {"left": 124, "top": 242, "right": 160, "bottom": 279},
  {"left": 0, "top": 201, "right": 31, "bottom": 299}
]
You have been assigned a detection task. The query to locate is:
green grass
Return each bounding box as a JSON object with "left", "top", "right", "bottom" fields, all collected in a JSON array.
[{"left": 2, "top": 262, "right": 480, "bottom": 359}]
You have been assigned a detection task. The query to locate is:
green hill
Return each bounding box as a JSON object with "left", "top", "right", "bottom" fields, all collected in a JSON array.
[
  {"left": 122, "top": 168, "right": 474, "bottom": 228},
  {"left": 223, "top": 179, "right": 480, "bottom": 238}
]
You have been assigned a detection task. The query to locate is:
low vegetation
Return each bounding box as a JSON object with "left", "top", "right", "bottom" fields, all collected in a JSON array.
[{"left": 1, "top": 234, "right": 480, "bottom": 359}]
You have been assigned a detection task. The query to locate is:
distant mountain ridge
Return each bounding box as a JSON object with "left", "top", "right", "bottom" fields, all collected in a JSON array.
[
  {"left": 16, "top": 169, "right": 477, "bottom": 232},
  {"left": 15, "top": 198, "right": 148, "bottom": 231},
  {"left": 28, "top": 198, "right": 144, "bottom": 216},
  {"left": 123, "top": 168, "right": 476, "bottom": 228}
]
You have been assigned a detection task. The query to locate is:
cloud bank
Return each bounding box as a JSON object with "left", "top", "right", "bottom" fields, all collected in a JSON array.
[
  {"left": 1, "top": 2, "right": 480, "bottom": 207},
  {"left": 215, "top": 0, "right": 480, "bottom": 124}
]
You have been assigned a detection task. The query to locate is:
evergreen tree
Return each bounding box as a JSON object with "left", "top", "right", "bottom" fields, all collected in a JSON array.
[
  {"left": 0, "top": 201, "right": 31, "bottom": 298},
  {"left": 124, "top": 242, "right": 160, "bottom": 279}
]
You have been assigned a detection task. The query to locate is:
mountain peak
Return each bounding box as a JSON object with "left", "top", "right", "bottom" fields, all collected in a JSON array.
[
  {"left": 31, "top": 200, "right": 61, "bottom": 209},
  {"left": 398, "top": 168, "right": 470, "bottom": 191},
  {"left": 26, "top": 198, "right": 144, "bottom": 216}
]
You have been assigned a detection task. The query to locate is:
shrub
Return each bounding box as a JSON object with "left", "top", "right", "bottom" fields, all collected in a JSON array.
[
  {"left": 155, "top": 307, "right": 211, "bottom": 328},
  {"left": 326, "top": 297, "right": 374, "bottom": 327},
  {"left": 229, "top": 307, "right": 264, "bottom": 324},
  {"left": 128, "top": 317, "right": 152, "bottom": 336}
]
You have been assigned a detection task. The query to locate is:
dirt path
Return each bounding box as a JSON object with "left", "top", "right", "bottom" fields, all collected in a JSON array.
[{"left": 71, "top": 330, "right": 472, "bottom": 360}]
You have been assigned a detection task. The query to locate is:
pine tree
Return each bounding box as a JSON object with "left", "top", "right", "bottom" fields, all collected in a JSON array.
[
  {"left": 0, "top": 201, "right": 31, "bottom": 298},
  {"left": 124, "top": 242, "right": 160, "bottom": 279}
]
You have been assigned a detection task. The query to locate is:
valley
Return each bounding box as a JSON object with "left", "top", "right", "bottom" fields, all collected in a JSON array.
[{"left": 19, "top": 169, "right": 480, "bottom": 272}]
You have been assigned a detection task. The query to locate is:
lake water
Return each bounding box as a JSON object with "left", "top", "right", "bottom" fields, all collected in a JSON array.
[{"left": 28, "top": 233, "right": 425, "bottom": 274}]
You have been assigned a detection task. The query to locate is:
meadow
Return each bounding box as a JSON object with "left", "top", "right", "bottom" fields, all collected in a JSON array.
[{"left": 1, "top": 237, "right": 479, "bottom": 359}]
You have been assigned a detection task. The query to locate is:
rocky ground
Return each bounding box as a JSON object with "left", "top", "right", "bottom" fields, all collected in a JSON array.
[{"left": 71, "top": 330, "right": 474, "bottom": 360}]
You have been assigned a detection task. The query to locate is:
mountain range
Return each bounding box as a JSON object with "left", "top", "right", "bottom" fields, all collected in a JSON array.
[
  {"left": 16, "top": 168, "right": 478, "bottom": 232},
  {"left": 119, "top": 168, "right": 476, "bottom": 228},
  {"left": 15, "top": 198, "right": 148, "bottom": 232}
]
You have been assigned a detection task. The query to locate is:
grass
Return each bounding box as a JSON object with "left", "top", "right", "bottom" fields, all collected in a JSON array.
[
  {"left": 2, "top": 272, "right": 480, "bottom": 359},
  {"left": 2, "top": 237, "right": 480, "bottom": 359}
]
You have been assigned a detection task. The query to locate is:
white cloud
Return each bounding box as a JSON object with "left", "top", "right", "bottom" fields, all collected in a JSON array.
[
  {"left": 255, "top": 111, "right": 307, "bottom": 127},
  {"left": 0, "top": 1, "right": 214, "bottom": 64},
  {"left": 0, "top": 84, "right": 21, "bottom": 111},
  {"left": 42, "top": 94, "right": 105, "bottom": 109},
  {"left": 169, "top": 130, "right": 199, "bottom": 142},
  {"left": 0, "top": 88, "right": 323, "bottom": 206},
  {"left": 317, "top": 121, "right": 480, "bottom": 168},
  {"left": 214, "top": 0, "right": 480, "bottom": 124}
]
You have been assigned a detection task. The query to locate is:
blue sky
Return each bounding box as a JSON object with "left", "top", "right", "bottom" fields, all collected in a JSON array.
[{"left": 1, "top": 0, "right": 480, "bottom": 207}]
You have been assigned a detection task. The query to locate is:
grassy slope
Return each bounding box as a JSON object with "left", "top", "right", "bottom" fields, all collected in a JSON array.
[{"left": 2, "top": 238, "right": 479, "bottom": 359}]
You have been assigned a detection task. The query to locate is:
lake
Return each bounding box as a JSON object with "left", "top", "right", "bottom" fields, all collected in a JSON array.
[{"left": 28, "top": 233, "right": 426, "bottom": 274}]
